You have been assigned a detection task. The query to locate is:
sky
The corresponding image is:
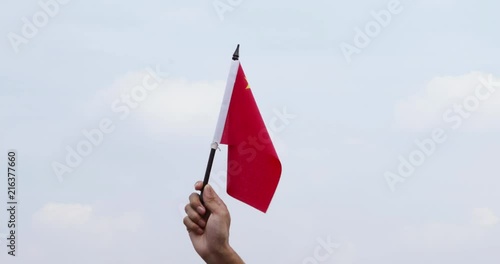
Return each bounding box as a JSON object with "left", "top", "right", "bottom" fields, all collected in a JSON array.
[{"left": 1, "top": 0, "right": 500, "bottom": 263}]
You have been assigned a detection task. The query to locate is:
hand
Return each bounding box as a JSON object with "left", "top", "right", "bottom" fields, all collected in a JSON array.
[{"left": 183, "top": 181, "right": 244, "bottom": 264}]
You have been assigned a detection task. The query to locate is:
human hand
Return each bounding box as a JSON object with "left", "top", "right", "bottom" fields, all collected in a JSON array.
[{"left": 183, "top": 181, "right": 244, "bottom": 264}]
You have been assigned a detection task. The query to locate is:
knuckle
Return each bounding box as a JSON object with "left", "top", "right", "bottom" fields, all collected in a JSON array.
[
  {"left": 220, "top": 210, "right": 229, "bottom": 219},
  {"left": 187, "top": 209, "right": 201, "bottom": 221},
  {"left": 190, "top": 214, "right": 201, "bottom": 223},
  {"left": 189, "top": 193, "right": 200, "bottom": 203},
  {"left": 189, "top": 193, "right": 196, "bottom": 199}
]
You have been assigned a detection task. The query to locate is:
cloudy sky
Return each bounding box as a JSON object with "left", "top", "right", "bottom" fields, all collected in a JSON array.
[{"left": 1, "top": 0, "right": 500, "bottom": 263}]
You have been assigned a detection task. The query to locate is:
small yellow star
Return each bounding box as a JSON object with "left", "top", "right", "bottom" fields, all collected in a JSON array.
[{"left": 245, "top": 77, "right": 250, "bottom": 89}]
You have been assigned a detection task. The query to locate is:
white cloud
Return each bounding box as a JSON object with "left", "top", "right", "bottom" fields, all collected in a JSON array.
[
  {"left": 401, "top": 222, "right": 483, "bottom": 250},
  {"left": 33, "top": 203, "right": 92, "bottom": 228},
  {"left": 473, "top": 208, "right": 499, "bottom": 227},
  {"left": 397, "top": 208, "right": 499, "bottom": 251},
  {"left": 83, "top": 69, "right": 158, "bottom": 118},
  {"left": 393, "top": 72, "right": 500, "bottom": 131},
  {"left": 138, "top": 78, "right": 225, "bottom": 136},
  {"left": 26, "top": 203, "right": 147, "bottom": 261},
  {"left": 33, "top": 203, "right": 144, "bottom": 238},
  {"left": 84, "top": 69, "right": 226, "bottom": 138}
]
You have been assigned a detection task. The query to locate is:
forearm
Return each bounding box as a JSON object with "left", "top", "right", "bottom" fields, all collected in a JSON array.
[{"left": 204, "top": 245, "right": 244, "bottom": 264}]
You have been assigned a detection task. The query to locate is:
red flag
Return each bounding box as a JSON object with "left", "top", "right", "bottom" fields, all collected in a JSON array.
[{"left": 213, "top": 60, "right": 282, "bottom": 213}]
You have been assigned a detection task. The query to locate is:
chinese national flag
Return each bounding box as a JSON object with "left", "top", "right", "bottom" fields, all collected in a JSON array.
[{"left": 213, "top": 59, "right": 282, "bottom": 213}]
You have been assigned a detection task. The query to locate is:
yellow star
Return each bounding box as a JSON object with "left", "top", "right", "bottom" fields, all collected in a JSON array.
[{"left": 245, "top": 77, "right": 250, "bottom": 89}]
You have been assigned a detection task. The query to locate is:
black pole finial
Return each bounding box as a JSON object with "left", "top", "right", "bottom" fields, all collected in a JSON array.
[{"left": 232, "top": 44, "right": 240, "bottom": 60}]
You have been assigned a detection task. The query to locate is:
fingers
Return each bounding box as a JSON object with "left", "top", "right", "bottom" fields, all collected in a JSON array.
[
  {"left": 189, "top": 192, "right": 206, "bottom": 215},
  {"left": 183, "top": 216, "right": 204, "bottom": 235},
  {"left": 184, "top": 181, "right": 227, "bottom": 236},
  {"left": 186, "top": 194, "right": 206, "bottom": 228},
  {"left": 202, "top": 184, "right": 228, "bottom": 217},
  {"left": 185, "top": 205, "right": 206, "bottom": 229},
  {"left": 194, "top": 181, "right": 203, "bottom": 191}
]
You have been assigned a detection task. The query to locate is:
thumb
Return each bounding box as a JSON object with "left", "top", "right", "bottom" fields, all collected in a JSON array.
[{"left": 202, "top": 184, "right": 227, "bottom": 215}]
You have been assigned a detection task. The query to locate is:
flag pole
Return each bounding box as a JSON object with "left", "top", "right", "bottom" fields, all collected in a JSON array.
[{"left": 200, "top": 44, "right": 240, "bottom": 203}]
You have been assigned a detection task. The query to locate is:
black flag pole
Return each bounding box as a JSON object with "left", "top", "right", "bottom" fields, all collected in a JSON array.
[{"left": 200, "top": 44, "right": 240, "bottom": 204}]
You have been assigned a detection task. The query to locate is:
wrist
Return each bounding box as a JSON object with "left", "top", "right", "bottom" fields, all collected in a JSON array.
[{"left": 204, "top": 243, "right": 243, "bottom": 264}]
